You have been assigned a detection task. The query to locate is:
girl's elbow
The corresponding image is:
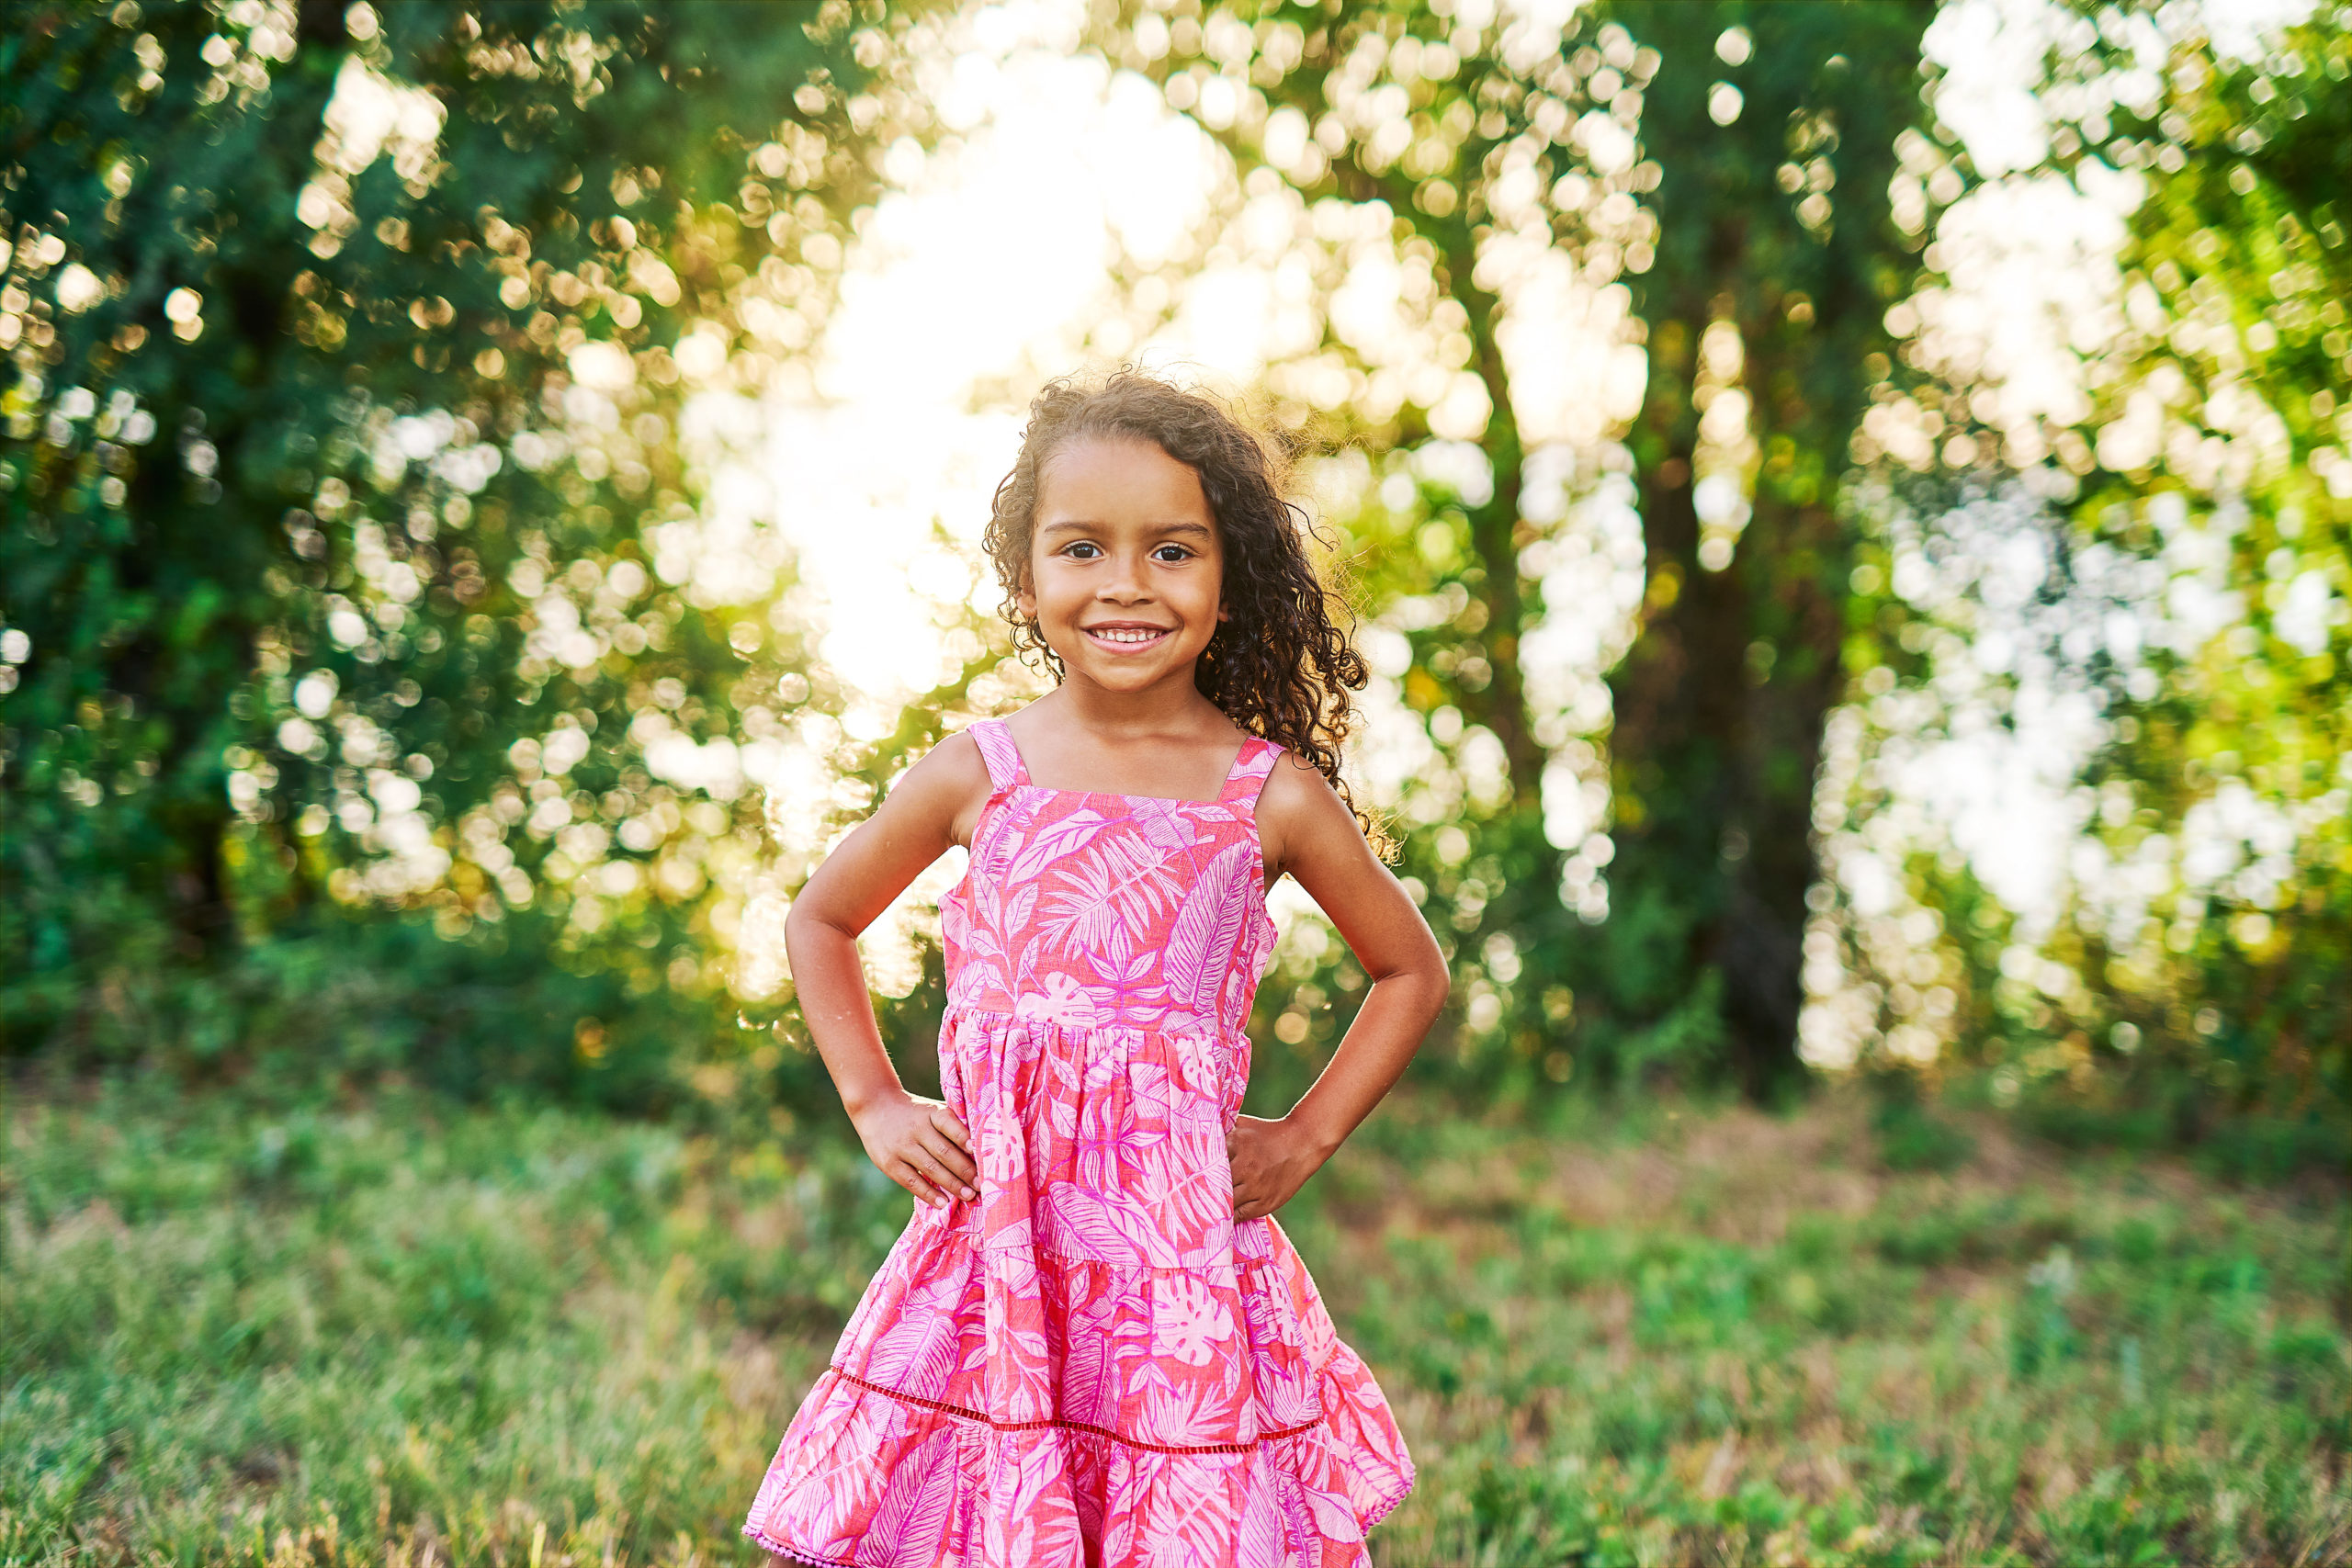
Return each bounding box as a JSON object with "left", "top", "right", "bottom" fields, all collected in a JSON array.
[
  {"left": 1412, "top": 962, "right": 1451, "bottom": 1038},
  {"left": 1424, "top": 947, "right": 1453, "bottom": 1004},
  {"left": 782, "top": 899, "right": 843, "bottom": 952}
]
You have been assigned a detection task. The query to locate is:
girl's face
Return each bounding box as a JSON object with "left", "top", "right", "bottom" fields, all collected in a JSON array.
[{"left": 1019, "top": 435, "right": 1227, "bottom": 694}]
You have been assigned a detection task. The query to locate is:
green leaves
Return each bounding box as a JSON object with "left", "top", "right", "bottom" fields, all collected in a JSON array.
[
  {"left": 1101, "top": 0, "right": 1943, "bottom": 1100},
  {"left": 1838, "top": 10, "right": 2352, "bottom": 1131},
  {"left": 1, "top": 1, "right": 936, "bottom": 1085}
]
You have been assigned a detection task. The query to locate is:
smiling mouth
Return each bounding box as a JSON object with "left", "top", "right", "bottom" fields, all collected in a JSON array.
[{"left": 1083, "top": 625, "right": 1172, "bottom": 648}]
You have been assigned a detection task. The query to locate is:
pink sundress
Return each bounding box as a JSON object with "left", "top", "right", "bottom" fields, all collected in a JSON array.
[{"left": 742, "top": 716, "right": 1414, "bottom": 1568}]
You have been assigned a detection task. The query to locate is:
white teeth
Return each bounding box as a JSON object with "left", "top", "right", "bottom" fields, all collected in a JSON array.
[{"left": 1093, "top": 628, "right": 1163, "bottom": 644}]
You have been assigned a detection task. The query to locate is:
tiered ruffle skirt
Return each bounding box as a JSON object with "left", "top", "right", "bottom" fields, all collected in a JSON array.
[{"left": 741, "top": 1010, "right": 1412, "bottom": 1568}]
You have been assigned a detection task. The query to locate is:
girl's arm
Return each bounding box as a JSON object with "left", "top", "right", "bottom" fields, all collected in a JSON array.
[
  {"left": 784, "top": 731, "right": 992, "bottom": 1208},
  {"left": 1229, "top": 759, "right": 1450, "bottom": 1221}
]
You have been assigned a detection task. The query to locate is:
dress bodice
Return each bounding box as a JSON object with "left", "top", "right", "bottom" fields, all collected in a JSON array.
[{"left": 937, "top": 717, "right": 1283, "bottom": 1036}]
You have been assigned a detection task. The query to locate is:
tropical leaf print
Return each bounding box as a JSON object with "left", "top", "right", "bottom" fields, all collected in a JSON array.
[
  {"left": 1150, "top": 1275, "right": 1238, "bottom": 1369},
  {"left": 1004, "top": 878, "right": 1040, "bottom": 934},
  {"left": 1059, "top": 1292, "right": 1123, "bottom": 1427},
  {"left": 864, "top": 1424, "right": 958, "bottom": 1558},
  {"left": 1037, "top": 829, "right": 1183, "bottom": 955},
  {"left": 861, "top": 1272, "right": 969, "bottom": 1393},
  {"left": 1013, "top": 971, "right": 1103, "bottom": 1027},
  {"left": 1160, "top": 841, "right": 1256, "bottom": 1021},
  {"left": 1001, "top": 806, "right": 1114, "bottom": 886},
  {"left": 1236, "top": 1481, "right": 1287, "bottom": 1566},
  {"left": 1156, "top": 1155, "right": 1238, "bottom": 1260},
  {"left": 742, "top": 719, "right": 1413, "bottom": 1568},
  {"left": 1299, "top": 1479, "right": 1368, "bottom": 1544},
  {"left": 1125, "top": 794, "right": 1204, "bottom": 853}
]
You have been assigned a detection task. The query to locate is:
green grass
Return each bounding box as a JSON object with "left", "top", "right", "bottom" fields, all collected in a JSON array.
[{"left": 4, "top": 1086, "right": 2347, "bottom": 1566}]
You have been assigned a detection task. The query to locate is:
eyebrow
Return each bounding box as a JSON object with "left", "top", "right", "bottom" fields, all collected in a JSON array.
[{"left": 1037, "top": 519, "right": 1216, "bottom": 539}]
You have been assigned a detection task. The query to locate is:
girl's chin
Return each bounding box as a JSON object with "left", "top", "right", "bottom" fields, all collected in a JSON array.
[
  {"left": 1056, "top": 647, "right": 1206, "bottom": 687},
  {"left": 1068, "top": 660, "right": 1183, "bottom": 686}
]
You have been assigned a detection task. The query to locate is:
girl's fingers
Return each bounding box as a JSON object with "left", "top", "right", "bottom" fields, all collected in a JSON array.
[
  {"left": 929, "top": 1109, "right": 972, "bottom": 1151},
  {"left": 907, "top": 1146, "right": 969, "bottom": 1202},
  {"left": 893, "top": 1159, "right": 944, "bottom": 1208},
  {"left": 923, "top": 1134, "right": 978, "bottom": 1189}
]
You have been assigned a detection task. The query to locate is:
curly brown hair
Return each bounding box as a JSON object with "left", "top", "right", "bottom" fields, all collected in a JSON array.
[{"left": 981, "top": 369, "right": 1377, "bottom": 839}]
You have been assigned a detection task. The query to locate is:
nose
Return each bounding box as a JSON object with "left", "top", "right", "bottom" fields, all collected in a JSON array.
[{"left": 1097, "top": 549, "right": 1153, "bottom": 604}]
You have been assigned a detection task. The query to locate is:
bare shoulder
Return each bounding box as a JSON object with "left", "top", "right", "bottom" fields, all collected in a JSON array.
[
  {"left": 1256, "top": 747, "right": 1345, "bottom": 818},
  {"left": 912, "top": 727, "right": 989, "bottom": 782},
  {"left": 888, "top": 728, "right": 995, "bottom": 848},
  {"left": 1254, "top": 748, "right": 1363, "bottom": 880}
]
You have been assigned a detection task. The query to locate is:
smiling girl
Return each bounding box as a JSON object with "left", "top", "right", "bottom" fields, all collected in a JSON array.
[{"left": 741, "top": 370, "right": 1448, "bottom": 1568}]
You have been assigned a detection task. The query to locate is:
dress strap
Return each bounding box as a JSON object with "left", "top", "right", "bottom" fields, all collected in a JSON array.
[
  {"left": 969, "top": 718, "right": 1030, "bottom": 792},
  {"left": 1216, "top": 735, "right": 1283, "bottom": 810}
]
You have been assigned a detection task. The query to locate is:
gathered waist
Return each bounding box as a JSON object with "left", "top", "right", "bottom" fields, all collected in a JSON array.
[
  {"left": 943, "top": 997, "right": 1251, "bottom": 1043},
  {"left": 945, "top": 968, "right": 1261, "bottom": 1043}
]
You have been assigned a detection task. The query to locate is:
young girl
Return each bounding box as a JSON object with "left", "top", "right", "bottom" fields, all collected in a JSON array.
[{"left": 742, "top": 371, "right": 1449, "bottom": 1568}]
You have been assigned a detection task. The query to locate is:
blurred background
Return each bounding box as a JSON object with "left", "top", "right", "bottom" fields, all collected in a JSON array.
[{"left": 4, "top": 0, "right": 2347, "bottom": 1562}]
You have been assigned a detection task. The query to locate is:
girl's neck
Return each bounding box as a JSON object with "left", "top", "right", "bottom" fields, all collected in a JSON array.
[{"left": 1048, "top": 664, "right": 1229, "bottom": 740}]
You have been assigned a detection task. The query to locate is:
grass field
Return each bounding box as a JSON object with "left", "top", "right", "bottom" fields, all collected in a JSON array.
[{"left": 5, "top": 1084, "right": 2347, "bottom": 1566}]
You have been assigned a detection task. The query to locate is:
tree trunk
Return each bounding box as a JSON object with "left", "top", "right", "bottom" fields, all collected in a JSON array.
[
  {"left": 1591, "top": 0, "right": 1931, "bottom": 1100},
  {"left": 1601, "top": 309, "right": 1851, "bottom": 1101},
  {"left": 1440, "top": 223, "right": 1544, "bottom": 809}
]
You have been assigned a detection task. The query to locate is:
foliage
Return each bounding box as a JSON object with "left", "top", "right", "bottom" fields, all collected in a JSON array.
[
  {"left": 6, "top": 0, "right": 2349, "bottom": 1165},
  {"left": 1099, "top": 0, "right": 1946, "bottom": 1103},
  {"left": 1817, "top": 6, "right": 2352, "bottom": 1145},
  {"left": 2051, "top": 9, "right": 2352, "bottom": 1125},
  {"left": 0, "top": 0, "right": 944, "bottom": 1094},
  {"left": 1865, "top": 1065, "right": 1978, "bottom": 1172},
  {"left": 7, "top": 1086, "right": 2346, "bottom": 1565}
]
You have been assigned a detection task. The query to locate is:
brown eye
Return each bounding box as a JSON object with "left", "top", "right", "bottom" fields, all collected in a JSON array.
[{"left": 1151, "top": 544, "right": 1192, "bottom": 563}]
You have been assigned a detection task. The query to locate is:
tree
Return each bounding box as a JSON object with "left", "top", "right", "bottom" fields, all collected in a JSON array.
[
  {"left": 0, "top": 0, "right": 931, "bottom": 1092},
  {"left": 1099, "top": 0, "right": 1937, "bottom": 1098},
  {"left": 1824, "top": 5, "right": 2351, "bottom": 1149},
  {"left": 2086, "top": 10, "right": 2352, "bottom": 1134}
]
